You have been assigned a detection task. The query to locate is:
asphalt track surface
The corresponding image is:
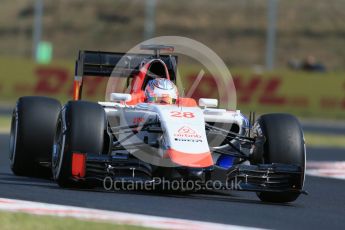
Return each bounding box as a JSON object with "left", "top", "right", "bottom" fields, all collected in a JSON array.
[{"left": 0, "top": 133, "right": 344, "bottom": 229}]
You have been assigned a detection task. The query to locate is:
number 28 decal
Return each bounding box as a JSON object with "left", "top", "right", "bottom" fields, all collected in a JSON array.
[{"left": 170, "top": 111, "right": 195, "bottom": 118}]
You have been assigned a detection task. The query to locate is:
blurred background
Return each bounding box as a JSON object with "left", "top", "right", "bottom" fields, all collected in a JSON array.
[{"left": 0, "top": 0, "right": 344, "bottom": 123}]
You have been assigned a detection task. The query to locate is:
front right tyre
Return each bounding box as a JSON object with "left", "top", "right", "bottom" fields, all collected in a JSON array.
[{"left": 52, "top": 101, "right": 106, "bottom": 188}]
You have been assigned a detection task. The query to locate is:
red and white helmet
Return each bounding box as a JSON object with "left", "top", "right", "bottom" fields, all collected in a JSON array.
[{"left": 144, "top": 78, "right": 178, "bottom": 104}]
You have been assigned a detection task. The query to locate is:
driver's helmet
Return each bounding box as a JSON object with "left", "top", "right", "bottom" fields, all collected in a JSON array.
[{"left": 144, "top": 78, "right": 178, "bottom": 104}]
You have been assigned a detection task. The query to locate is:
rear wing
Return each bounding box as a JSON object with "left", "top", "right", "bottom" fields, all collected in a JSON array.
[
  {"left": 75, "top": 50, "right": 178, "bottom": 81},
  {"left": 73, "top": 50, "right": 178, "bottom": 100}
]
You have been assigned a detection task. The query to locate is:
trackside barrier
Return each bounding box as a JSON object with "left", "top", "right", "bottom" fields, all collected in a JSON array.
[{"left": 0, "top": 58, "right": 344, "bottom": 119}]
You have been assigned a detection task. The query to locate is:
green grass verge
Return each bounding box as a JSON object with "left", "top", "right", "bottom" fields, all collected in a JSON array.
[
  {"left": 0, "top": 115, "right": 10, "bottom": 133},
  {"left": 304, "top": 132, "right": 345, "bottom": 148},
  {"left": 0, "top": 211, "right": 150, "bottom": 230}
]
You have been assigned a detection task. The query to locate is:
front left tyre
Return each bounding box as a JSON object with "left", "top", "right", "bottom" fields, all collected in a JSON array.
[
  {"left": 9, "top": 96, "right": 61, "bottom": 177},
  {"left": 254, "top": 113, "right": 306, "bottom": 203}
]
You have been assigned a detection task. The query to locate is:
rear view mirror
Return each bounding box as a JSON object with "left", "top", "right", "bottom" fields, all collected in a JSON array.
[
  {"left": 198, "top": 98, "right": 218, "bottom": 108},
  {"left": 110, "top": 93, "right": 132, "bottom": 102}
]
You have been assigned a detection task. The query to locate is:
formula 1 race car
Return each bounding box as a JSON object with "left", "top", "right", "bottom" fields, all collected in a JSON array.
[{"left": 9, "top": 45, "right": 306, "bottom": 203}]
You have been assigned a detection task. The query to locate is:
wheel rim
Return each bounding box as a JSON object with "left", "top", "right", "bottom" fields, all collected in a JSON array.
[
  {"left": 9, "top": 110, "right": 18, "bottom": 165},
  {"left": 52, "top": 119, "right": 65, "bottom": 179}
]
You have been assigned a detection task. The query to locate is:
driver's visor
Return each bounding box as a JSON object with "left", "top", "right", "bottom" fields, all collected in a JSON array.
[{"left": 147, "top": 96, "right": 176, "bottom": 104}]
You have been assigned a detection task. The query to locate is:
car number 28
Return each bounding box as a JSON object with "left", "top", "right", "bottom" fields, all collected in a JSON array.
[{"left": 170, "top": 111, "right": 195, "bottom": 118}]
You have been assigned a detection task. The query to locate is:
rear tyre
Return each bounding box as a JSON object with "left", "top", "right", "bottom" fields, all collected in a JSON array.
[
  {"left": 9, "top": 96, "right": 61, "bottom": 177},
  {"left": 52, "top": 101, "right": 106, "bottom": 188},
  {"left": 255, "top": 113, "right": 306, "bottom": 203}
]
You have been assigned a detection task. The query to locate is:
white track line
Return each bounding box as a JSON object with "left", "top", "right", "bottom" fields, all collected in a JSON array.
[
  {"left": 0, "top": 197, "right": 263, "bottom": 230},
  {"left": 306, "top": 161, "right": 345, "bottom": 180}
]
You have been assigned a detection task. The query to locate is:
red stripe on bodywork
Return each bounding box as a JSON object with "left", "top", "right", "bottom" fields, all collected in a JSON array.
[
  {"left": 177, "top": 98, "right": 197, "bottom": 107},
  {"left": 166, "top": 149, "right": 213, "bottom": 168},
  {"left": 72, "top": 153, "right": 86, "bottom": 178},
  {"left": 73, "top": 80, "right": 82, "bottom": 100}
]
